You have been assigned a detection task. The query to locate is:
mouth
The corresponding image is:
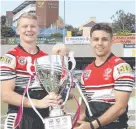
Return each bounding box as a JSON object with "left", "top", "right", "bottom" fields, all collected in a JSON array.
[
  {"left": 25, "top": 34, "right": 34, "bottom": 37},
  {"left": 96, "top": 47, "right": 104, "bottom": 51}
]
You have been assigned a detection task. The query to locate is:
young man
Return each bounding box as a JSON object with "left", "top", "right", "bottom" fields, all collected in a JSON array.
[
  {"left": 74, "top": 23, "right": 134, "bottom": 129},
  {"left": 0, "top": 13, "right": 62, "bottom": 129}
]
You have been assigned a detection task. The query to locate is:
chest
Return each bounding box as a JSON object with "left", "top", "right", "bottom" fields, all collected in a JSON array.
[
  {"left": 83, "top": 66, "right": 114, "bottom": 85},
  {"left": 16, "top": 56, "right": 36, "bottom": 73}
]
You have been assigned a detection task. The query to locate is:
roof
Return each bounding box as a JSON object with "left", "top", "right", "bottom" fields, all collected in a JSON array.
[
  {"left": 12, "top": 1, "right": 36, "bottom": 14},
  {"left": 83, "top": 21, "right": 96, "bottom": 27}
]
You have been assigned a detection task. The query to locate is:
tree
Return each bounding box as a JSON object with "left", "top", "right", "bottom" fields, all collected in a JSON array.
[
  {"left": 111, "top": 10, "right": 135, "bottom": 33},
  {"left": 1, "top": 26, "right": 15, "bottom": 37},
  {"left": 1, "top": 15, "right": 16, "bottom": 37},
  {"left": 65, "top": 24, "right": 79, "bottom": 36},
  {"left": 51, "top": 33, "right": 63, "bottom": 37},
  {"left": 1, "top": 15, "right": 6, "bottom": 25}
]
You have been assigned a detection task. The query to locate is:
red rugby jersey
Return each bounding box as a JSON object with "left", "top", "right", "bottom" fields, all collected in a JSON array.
[
  {"left": 0, "top": 45, "right": 48, "bottom": 90},
  {"left": 81, "top": 53, "right": 134, "bottom": 104}
]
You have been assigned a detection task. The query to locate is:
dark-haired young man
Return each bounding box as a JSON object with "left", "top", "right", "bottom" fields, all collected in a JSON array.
[{"left": 74, "top": 23, "right": 134, "bottom": 129}]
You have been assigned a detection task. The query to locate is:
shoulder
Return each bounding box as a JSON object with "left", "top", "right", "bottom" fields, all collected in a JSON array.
[
  {"left": 7, "top": 46, "right": 19, "bottom": 56},
  {"left": 108, "top": 55, "right": 125, "bottom": 66},
  {"left": 112, "top": 56, "right": 132, "bottom": 72},
  {"left": 0, "top": 46, "right": 18, "bottom": 62},
  {"left": 39, "top": 50, "right": 48, "bottom": 56},
  {"left": 84, "top": 62, "right": 93, "bottom": 71},
  {"left": 112, "top": 56, "right": 133, "bottom": 80}
]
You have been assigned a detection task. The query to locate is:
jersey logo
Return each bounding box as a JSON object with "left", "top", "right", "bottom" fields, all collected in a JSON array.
[
  {"left": 83, "top": 70, "right": 92, "bottom": 80},
  {"left": 117, "top": 64, "right": 132, "bottom": 74},
  {"left": 18, "top": 56, "right": 27, "bottom": 65},
  {"left": 0, "top": 55, "right": 12, "bottom": 64},
  {"left": 104, "top": 68, "right": 112, "bottom": 80}
]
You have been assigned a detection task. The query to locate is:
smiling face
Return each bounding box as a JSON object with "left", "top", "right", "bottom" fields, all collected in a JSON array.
[
  {"left": 17, "top": 17, "right": 39, "bottom": 44},
  {"left": 90, "top": 30, "right": 112, "bottom": 57}
]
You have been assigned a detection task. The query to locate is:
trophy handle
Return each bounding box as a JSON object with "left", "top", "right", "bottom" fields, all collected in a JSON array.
[
  {"left": 26, "top": 57, "right": 34, "bottom": 75},
  {"left": 68, "top": 51, "right": 76, "bottom": 71}
]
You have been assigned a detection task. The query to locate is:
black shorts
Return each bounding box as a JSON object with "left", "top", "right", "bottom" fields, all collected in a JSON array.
[
  {"left": 85, "top": 101, "right": 128, "bottom": 129},
  {"left": 4, "top": 111, "right": 46, "bottom": 129},
  {"left": 5, "top": 90, "right": 49, "bottom": 129}
]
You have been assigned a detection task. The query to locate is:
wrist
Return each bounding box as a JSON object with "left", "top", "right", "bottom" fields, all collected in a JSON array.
[
  {"left": 30, "top": 99, "right": 41, "bottom": 109},
  {"left": 92, "top": 118, "right": 102, "bottom": 129}
]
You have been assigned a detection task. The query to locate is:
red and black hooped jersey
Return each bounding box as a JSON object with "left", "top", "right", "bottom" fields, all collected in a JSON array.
[
  {"left": 81, "top": 53, "right": 134, "bottom": 104},
  {"left": 0, "top": 45, "right": 48, "bottom": 90}
]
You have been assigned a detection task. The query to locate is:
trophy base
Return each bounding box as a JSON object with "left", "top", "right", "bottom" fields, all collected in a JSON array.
[{"left": 44, "top": 115, "right": 72, "bottom": 129}]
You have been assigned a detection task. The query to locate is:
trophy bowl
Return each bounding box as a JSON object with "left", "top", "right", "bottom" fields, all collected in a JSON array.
[{"left": 35, "top": 55, "right": 73, "bottom": 129}]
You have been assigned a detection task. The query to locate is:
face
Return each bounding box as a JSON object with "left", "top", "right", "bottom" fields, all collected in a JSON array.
[
  {"left": 17, "top": 18, "right": 39, "bottom": 44},
  {"left": 91, "top": 30, "right": 112, "bottom": 57}
]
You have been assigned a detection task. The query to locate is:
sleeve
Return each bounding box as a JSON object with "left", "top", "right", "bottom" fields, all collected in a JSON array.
[
  {"left": 113, "top": 62, "right": 134, "bottom": 92},
  {"left": 0, "top": 53, "right": 16, "bottom": 81}
]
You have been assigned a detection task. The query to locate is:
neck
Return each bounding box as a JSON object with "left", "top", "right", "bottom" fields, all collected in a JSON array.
[
  {"left": 95, "top": 52, "right": 111, "bottom": 66},
  {"left": 20, "top": 41, "right": 37, "bottom": 54}
]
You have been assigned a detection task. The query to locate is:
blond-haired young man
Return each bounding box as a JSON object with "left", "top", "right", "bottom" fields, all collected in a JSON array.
[{"left": 0, "top": 13, "right": 62, "bottom": 129}]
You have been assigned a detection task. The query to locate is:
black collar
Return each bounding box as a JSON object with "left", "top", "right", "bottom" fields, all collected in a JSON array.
[
  {"left": 18, "top": 44, "right": 40, "bottom": 56},
  {"left": 94, "top": 53, "right": 114, "bottom": 68}
]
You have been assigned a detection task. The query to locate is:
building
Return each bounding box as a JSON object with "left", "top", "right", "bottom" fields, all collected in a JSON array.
[
  {"left": 6, "top": 11, "right": 14, "bottom": 27},
  {"left": 79, "top": 17, "right": 96, "bottom": 37},
  {"left": 12, "top": 0, "right": 62, "bottom": 29},
  {"left": 79, "top": 17, "right": 112, "bottom": 37}
]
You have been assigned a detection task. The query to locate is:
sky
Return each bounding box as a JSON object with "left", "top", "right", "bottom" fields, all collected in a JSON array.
[{"left": 0, "top": 0, "right": 135, "bottom": 27}]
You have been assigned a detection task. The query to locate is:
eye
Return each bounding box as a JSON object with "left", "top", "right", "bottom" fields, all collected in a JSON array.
[
  {"left": 102, "top": 37, "right": 108, "bottom": 41},
  {"left": 22, "top": 25, "right": 28, "bottom": 28},
  {"left": 31, "top": 25, "right": 36, "bottom": 28},
  {"left": 93, "top": 38, "right": 99, "bottom": 41}
]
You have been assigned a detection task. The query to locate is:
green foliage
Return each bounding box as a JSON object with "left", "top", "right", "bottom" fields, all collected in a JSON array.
[
  {"left": 65, "top": 24, "right": 79, "bottom": 36},
  {"left": 1, "top": 15, "right": 6, "bottom": 25},
  {"left": 1, "top": 25, "right": 15, "bottom": 37},
  {"left": 1, "top": 15, "right": 16, "bottom": 37},
  {"left": 51, "top": 33, "right": 63, "bottom": 37},
  {"left": 111, "top": 10, "right": 135, "bottom": 33},
  {"left": 116, "top": 30, "right": 132, "bottom": 36}
]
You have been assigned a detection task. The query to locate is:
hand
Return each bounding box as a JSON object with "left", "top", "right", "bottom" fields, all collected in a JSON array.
[
  {"left": 37, "top": 92, "right": 63, "bottom": 109},
  {"left": 73, "top": 120, "right": 90, "bottom": 129}
]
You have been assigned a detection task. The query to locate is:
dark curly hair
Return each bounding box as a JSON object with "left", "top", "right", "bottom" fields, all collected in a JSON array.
[{"left": 90, "top": 23, "right": 113, "bottom": 38}]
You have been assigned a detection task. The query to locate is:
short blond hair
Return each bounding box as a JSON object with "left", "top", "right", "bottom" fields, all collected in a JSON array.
[
  {"left": 17, "top": 13, "right": 38, "bottom": 28},
  {"left": 52, "top": 43, "right": 69, "bottom": 54}
]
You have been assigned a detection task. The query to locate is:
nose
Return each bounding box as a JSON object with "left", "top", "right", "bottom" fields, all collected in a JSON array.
[
  {"left": 98, "top": 39, "right": 102, "bottom": 45},
  {"left": 26, "top": 26, "right": 32, "bottom": 31}
]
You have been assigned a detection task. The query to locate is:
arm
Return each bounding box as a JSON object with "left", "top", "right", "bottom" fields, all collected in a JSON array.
[
  {"left": 1, "top": 79, "right": 38, "bottom": 108},
  {"left": 92, "top": 62, "right": 134, "bottom": 128},
  {"left": 1, "top": 79, "right": 62, "bottom": 109},
  {"left": 92, "top": 91, "right": 131, "bottom": 128},
  {"left": 79, "top": 101, "right": 86, "bottom": 120},
  {"left": 0, "top": 54, "right": 62, "bottom": 109}
]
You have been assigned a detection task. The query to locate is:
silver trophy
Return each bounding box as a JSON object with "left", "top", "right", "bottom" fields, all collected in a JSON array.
[{"left": 34, "top": 55, "right": 76, "bottom": 129}]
